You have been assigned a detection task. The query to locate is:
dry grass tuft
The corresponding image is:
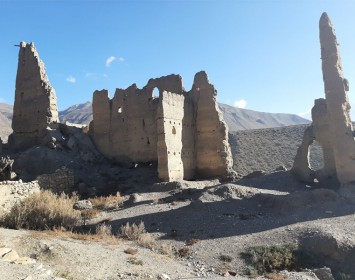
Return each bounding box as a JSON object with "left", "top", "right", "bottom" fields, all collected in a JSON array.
[
  {"left": 219, "top": 254, "right": 233, "bottom": 262},
  {"left": 0, "top": 191, "right": 80, "bottom": 230},
  {"left": 137, "top": 232, "right": 156, "bottom": 249},
  {"left": 119, "top": 221, "right": 146, "bottom": 240},
  {"left": 265, "top": 273, "right": 288, "bottom": 280},
  {"left": 124, "top": 248, "right": 138, "bottom": 255},
  {"left": 95, "top": 223, "right": 112, "bottom": 236},
  {"left": 119, "top": 221, "right": 157, "bottom": 249},
  {"left": 178, "top": 247, "right": 191, "bottom": 258},
  {"left": 89, "top": 192, "right": 124, "bottom": 211},
  {"left": 185, "top": 238, "right": 200, "bottom": 246},
  {"left": 31, "top": 227, "right": 119, "bottom": 245},
  {"left": 127, "top": 256, "right": 144, "bottom": 265},
  {"left": 81, "top": 209, "right": 102, "bottom": 220},
  {"left": 157, "top": 243, "right": 173, "bottom": 255}
]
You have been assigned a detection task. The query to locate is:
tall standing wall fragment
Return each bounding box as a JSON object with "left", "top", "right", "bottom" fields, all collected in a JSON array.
[
  {"left": 319, "top": 13, "right": 355, "bottom": 185},
  {"left": 10, "top": 42, "right": 59, "bottom": 150},
  {"left": 292, "top": 13, "right": 355, "bottom": 186}
]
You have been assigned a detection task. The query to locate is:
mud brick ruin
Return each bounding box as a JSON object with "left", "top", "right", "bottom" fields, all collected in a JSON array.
[
  {"left": 292, "top": 13, "right": 355, "bottom": 186},
  {"left": 9, "top": 42, "right": 59, "bottom": 150},
  {"left": 89, "top": 71, "right": 234, "bottom": 181},
  {"left": 4, "top": 42, "right": 234, "bottom": 182}
]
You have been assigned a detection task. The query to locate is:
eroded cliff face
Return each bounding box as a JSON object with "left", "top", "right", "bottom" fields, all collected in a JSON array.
[
  {"left": 292, "top": 13, "right": 355, "bottom": 186},
  {"left": 10, "top": 42, "right": 59, "bottom": 149},
  {"left": 90, "top": 71, "right": 234, "bottom": 181}
]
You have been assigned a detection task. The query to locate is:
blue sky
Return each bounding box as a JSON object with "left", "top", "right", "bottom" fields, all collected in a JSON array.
[{"left": 1, "top": 0, "right": 355, "bottom": 119}]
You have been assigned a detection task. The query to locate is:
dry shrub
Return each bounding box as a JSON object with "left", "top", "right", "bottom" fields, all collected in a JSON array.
[
  {"left": 246, "top": 243, "right": 299, "bottom": 275},
  {"left": 127, "top": 256, "right": 144, "bottom": 265},
  {"left": 265, "top": 273, "right": 288, "bottom": 280},
  {"left": 137, "top": 232, "right": 156, "bottom": 249},
  {"left": 33, "top": 227, "right": 119, "bottom": 245},
  {"left": 89, "top": 192, "right": 124, "bottom": 211},
  {"left": 119, "top": 221, "right": 157, "bottom": 249},
  {"left": 186, "top": 238, "right": 199, "bottom": 246},
  {"left": 0, "top": 191, "right": 80, "bottom": 230},
  {"left": 219, "top": 254, "right": 233, "bottom": 262},
  {"left": 124, "top": 248, "right": 138, "bottom": 255},
  {"left": 157, "top": 243, "right": 173, "bottom": 255},
  {"left": 95, "top": 223, "right": 112, "bottom": 236},
  {"left": 178, "top": 247, "right": 191, "bottom": 258},
  {"left": 81, "top": 209, "right": 102, "bottom": 220},
  {"left": 119, "top": 221, "right": 146, "bottom": 240}
]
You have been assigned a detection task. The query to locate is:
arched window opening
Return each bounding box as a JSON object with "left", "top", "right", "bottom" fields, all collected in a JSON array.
[
  {"left": 153, "top": 87, "right": 159, "bottom": 98},
  {"left": 172, "top": 126, "right": 176, "bottom": 135}
]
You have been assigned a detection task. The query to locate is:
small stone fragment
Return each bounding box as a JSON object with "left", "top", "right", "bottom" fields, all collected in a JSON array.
[{"left": 73, "top": 200, "right": 93, "bottom": 210}]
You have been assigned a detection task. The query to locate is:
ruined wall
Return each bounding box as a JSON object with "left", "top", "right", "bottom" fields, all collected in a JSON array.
[
  {"left": 37, "top": 168, "right": 74, "bottom": 194},
  {"left": 319, "top": 13, "right": 355, "bottom": 184},
  {"left": 181, "top": 96, "right": 196, "bottom": 180},
  {"left": 10, "top": 42, "right": 59, "bottom": 150},
  {"left": 90, "top": 72, "right": 233, "bottom": 181},
  {"left": 157, "top": 91, "right": 185, "bottom": 181},
  {"left": 292, "top": 13, "right": 355, "bottom": 186},
  {"left": 110, "top": 85, "right": 158, "bottom": 162},
  {"left": 190, "top": 72, "right": 234, "bottom": 179}
]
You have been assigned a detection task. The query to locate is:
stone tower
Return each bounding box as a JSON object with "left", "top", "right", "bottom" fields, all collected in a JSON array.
[{"left": 9, "top": 42, "right": 59, "bottom": 149}]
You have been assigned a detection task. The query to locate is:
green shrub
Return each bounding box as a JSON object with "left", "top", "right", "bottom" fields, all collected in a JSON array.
[
  {"left": 245, "top": 243, "right": 299, "bottom": 275},
  {"left": 0, "top": 190, "right": 80, "bottom": 230}
]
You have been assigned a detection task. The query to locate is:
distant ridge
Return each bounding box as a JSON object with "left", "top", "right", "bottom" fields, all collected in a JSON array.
[
  {"left": 218, "top": 103, "right": 310, "bottom": 131},
  {"left": 58, "top": 101, "right": 93, "bottom": 125},
  {"left": 0, "top": 102, "right": 310, "bottom": 141}
]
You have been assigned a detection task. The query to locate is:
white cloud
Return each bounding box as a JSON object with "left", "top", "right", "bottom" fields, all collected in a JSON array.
[
  {"left": 299, "top": 109, "right": 312, "bottom": 120},
  {"left": 105, "top": 56, "right": 117, "bottom": 67},
  {"left": 66, "top": 76, "right": 76, "bottom": 83},
  {"left": 234, "top": 99, "right": 247, "bottom": 109}
]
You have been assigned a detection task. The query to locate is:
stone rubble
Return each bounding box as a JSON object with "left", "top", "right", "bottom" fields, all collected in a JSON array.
[{"left": 0, "top": 180, "right": 40, "bottom": 212}]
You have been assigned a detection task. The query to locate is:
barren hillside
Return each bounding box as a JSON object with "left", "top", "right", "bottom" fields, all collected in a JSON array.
[{"left": 0, "top": 102, "right": 311, "bottom": 142}]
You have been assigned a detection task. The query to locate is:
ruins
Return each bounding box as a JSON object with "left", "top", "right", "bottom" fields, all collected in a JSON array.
[
  {"left": 292, "top": 13, "right": 355, "bottom": 186},
  {"left": 8, "top": 42, "right": 59, "bottom": 150},
  {"left": 89, "top": 71, "right": 234, "bottom": 181}
]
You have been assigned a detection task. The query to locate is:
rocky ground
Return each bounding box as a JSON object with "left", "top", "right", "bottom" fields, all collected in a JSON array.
[
  {"left": 0, "top": 123, "right": 353, "bottom": 280},
  {"left": 231, "top": 124, "right": 323, "bottom": 176},
  {"left": 1, "top": 171, "right": 355, "bottom": 280}
]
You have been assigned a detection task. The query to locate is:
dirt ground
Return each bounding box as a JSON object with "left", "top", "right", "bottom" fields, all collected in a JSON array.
[{"left": 1, "top": 171, "right": 355, "bottom": 280}]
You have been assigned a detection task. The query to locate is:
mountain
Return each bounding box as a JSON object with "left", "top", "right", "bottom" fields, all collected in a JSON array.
[
  {"left": 0, "top": 103, "right": 13, "bottom": 142},
  {"left": 0, "top": 102, "right": 310, "bottom": 142},
  {"left": 58, "top": 101, "right": 93, "bottom": 125},
  {"left": 218, "top": 103, "right": 310, "bottom": 131}
]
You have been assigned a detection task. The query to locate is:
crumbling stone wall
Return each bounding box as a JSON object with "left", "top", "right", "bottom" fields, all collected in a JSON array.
[
  {"left": 90, "top": 71, "right": 234, "bottom": 181},
  {"left": 37, "top": 168, "right": 74, "bottom": 194},
  {"left": 157, "top": 91, "right": 185, "bottom": 181},
  {"left": 292, "top": 13, "right": 355, "bottom": 186},
  {"left": 9, "top": 42, "right": 59, "bottom": 150},
  {"left": 191, "top": 72, "right": 234, "bottom": 178}
]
